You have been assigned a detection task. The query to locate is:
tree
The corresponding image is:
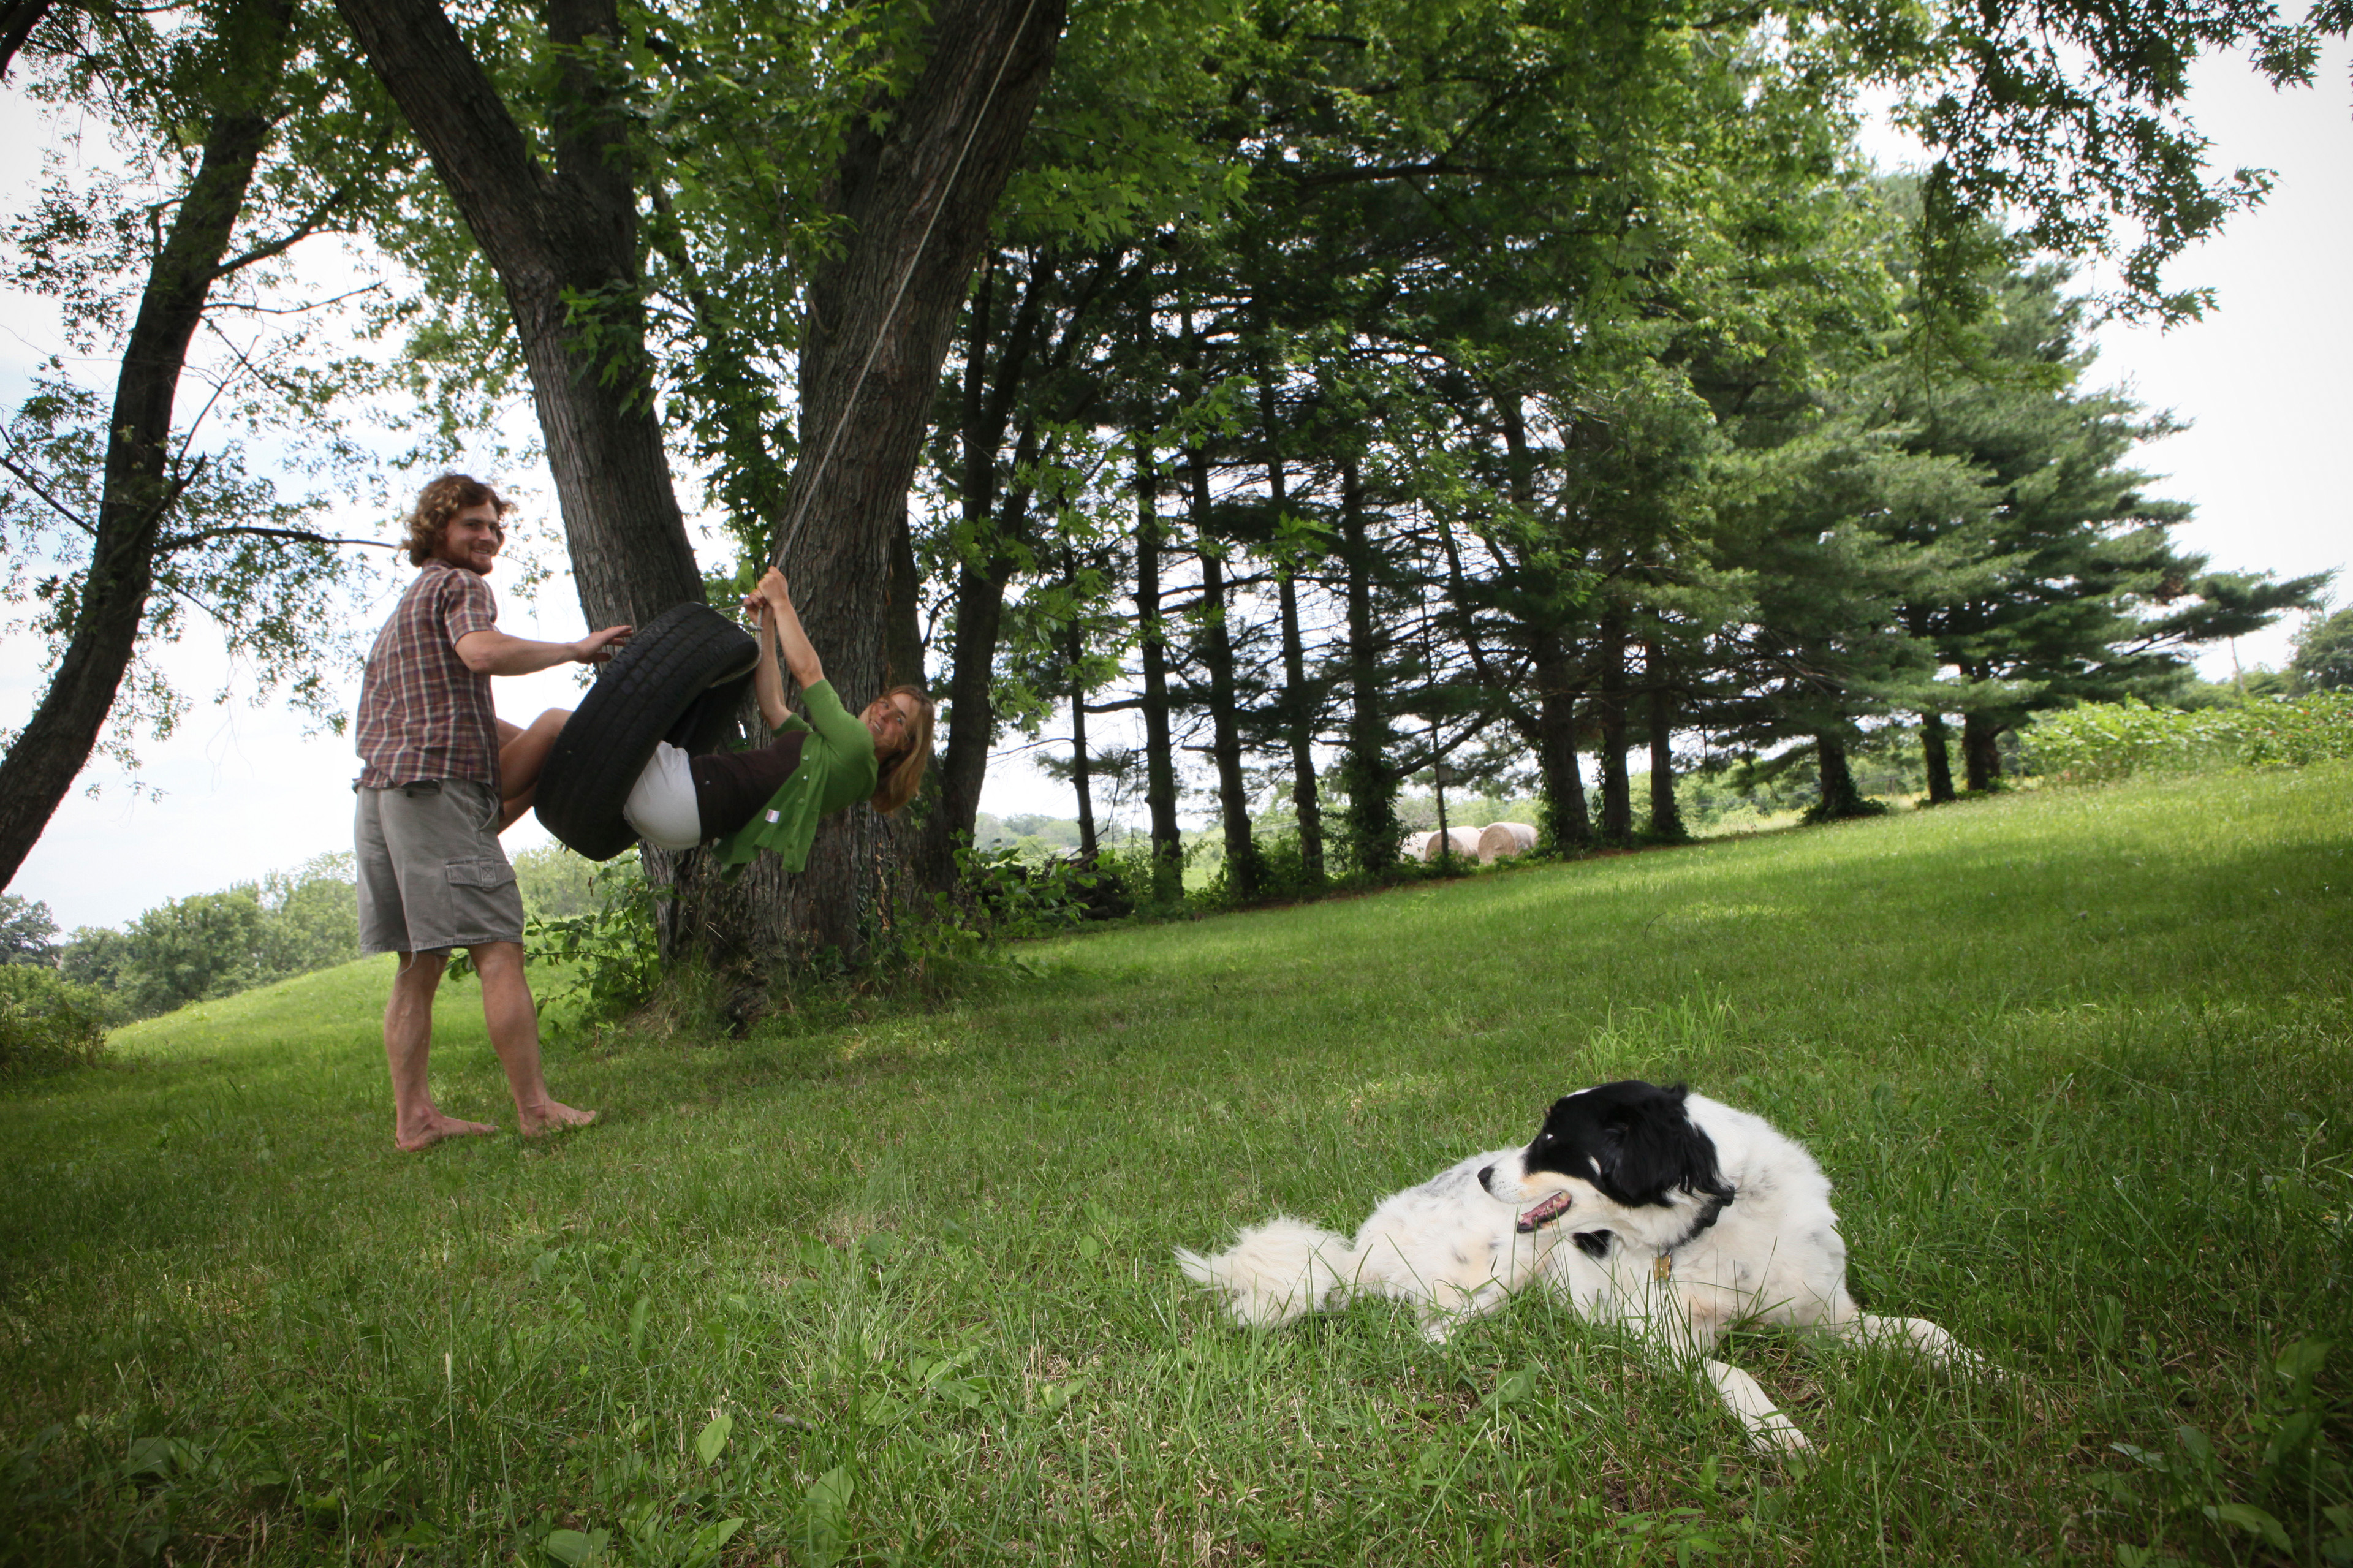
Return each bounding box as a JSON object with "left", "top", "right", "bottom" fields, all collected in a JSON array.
[
  {"left": 0, "top": 893, "right": 57, "bottom": 965},
  {"left": 335, "top": 0, "right": 1065, "bottom": 965},
  {"left": 115, "top": 886, "right": 268, "bottom": 1018},
  {"left": 2289, "top": 605, "right": 2353, "bottom": 693},
  {"left": 0, "top": 0, "right": 403, "bottom": 891},
  {"left": 1880, "top": 256, "right": 2327, "bottom": 789}
]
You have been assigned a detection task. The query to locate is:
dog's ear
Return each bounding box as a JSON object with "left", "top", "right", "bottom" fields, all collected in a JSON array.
[{"left": 1593, "top": 1084, "right": 1732, "bottom": 1206}]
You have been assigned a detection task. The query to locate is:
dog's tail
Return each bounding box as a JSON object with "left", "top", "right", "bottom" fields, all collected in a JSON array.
[{"left": 1175, "top": 1218, "right": 1358, "bottom": 1327}]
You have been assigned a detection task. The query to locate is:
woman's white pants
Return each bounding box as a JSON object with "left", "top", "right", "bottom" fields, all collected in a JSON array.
[{"left": 621, "top": 741, "right": 702, "bottom": 850}]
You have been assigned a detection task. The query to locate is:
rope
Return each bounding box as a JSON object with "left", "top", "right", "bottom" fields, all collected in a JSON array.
[{"left": 770, "top": 0, "right": 1047, "bottom": 570}]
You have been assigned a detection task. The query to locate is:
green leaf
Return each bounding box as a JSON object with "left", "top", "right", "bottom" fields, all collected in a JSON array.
[
  {"left": 2204, "top": 1504, "right": 2292, "bottom": 1552},
  {"left": 694, "top": 1411, "right": 733, "bottom": 1466},
  {"left": 543, "top": 1528, "right": 609, "bottom": 1564},
  {"left": 804, "top": 1465, "right": 856, "bottom": 1568},
  {"left": 686, "top": 1517, "right": 745, "bottom": 1567},
  {"left": 627, "top": 1295, "right": 650, "bottom": 1360},
  {"left": 2275, "top": 1336, "right": 2330, "bottom": 1384},
  {"left": 1487, "top": 1366, "right": 1539, "bottom": 1407}
]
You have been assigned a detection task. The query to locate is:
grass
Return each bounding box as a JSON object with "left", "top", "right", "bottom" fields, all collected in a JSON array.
[{"left": 3, "top": 765, "right": 2349, "bottom": 1566}]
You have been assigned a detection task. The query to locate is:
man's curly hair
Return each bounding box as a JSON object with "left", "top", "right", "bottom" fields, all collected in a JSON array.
[{"left": 403, "top": 474, "right": 512, "bottom": 567}]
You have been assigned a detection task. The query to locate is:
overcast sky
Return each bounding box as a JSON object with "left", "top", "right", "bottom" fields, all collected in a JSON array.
[{"left": 4, "top": 43, "right": 2346, "bottom": 933}]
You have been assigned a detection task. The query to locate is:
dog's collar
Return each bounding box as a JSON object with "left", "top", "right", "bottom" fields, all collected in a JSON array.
[{"left": 1651, "top": 1191, "right": 1733, "bottom": 1279}]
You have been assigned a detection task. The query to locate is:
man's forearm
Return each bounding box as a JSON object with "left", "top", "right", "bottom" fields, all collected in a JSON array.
[{"left": 456, "top": 629, "right": 581, "bottom": 676}]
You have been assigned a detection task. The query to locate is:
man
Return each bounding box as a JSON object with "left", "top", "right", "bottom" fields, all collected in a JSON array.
[{"left": 354, "top": 474, "right": 631, "bottom": 1151}]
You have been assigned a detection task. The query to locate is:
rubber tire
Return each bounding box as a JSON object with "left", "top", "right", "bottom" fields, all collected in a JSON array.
[{"left": 533, "top": 601, "right": 759, "bottom": 860}]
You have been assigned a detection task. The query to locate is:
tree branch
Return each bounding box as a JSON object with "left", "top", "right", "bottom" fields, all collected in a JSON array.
[
  {"left": 0, "top": 452, "right": 95, "bottom": 534},
  {"left": 152, "top": 522, "right": 399, "bottom": 553}
]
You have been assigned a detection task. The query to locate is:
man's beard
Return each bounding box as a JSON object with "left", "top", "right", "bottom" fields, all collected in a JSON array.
[{"left": 442, "top": 540, "right": 496, "bottom": 575}]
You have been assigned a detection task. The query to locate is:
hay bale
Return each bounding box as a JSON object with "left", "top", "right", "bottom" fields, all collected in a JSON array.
[
  {"left": 1420, "top": 826, "right": 1481, "bottom": 861},
  {"left": 1477, "top": 821, "right": 1537, "bottom": 863}
]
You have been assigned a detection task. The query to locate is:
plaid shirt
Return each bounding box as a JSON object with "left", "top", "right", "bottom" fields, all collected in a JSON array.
[{"left": 355, "top": 560, "right": 502, "bottom": 789}]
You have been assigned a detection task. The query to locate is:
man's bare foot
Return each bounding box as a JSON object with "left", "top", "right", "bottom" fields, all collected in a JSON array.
[
  {"left": 518, "top": 1100, "right": 598, "bottom": 1138},
  {"left": 396, "top": 1112, "right": 501, "bottom": 1152}
]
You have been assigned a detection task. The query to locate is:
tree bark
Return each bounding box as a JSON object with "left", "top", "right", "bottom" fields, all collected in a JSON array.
[
  {"left": 1184, "top": 306, "right": 1255, "bottom": 898},
  {"left": 1261, "top": 360, "right": 1323, "bottom": 879},
  {"left": 335, "top": 0, "right": 703, "bottom": 631},
  {"left": 1195, "top": 541, "right": 1257, "bottom": 895},
  {"left": 0, "top": 0, "right": 294, "bottom": 892},
  {"left": 1495, "top": 393, "right": 1590, "bottom": 855},
  {"left": 0, "top": 0, "right": 56, "bottom": 79},
  {"left": 1338, "top": 454, "right": 1398, "bottom": 875},
  {"left": 1644, "top": 640, "right": 1686, "bottom": 841},
  {"left": 1596, "top": 604, "right": 1631, "bottom": 843},
  {"left": 666, "top": 0, "right": 1066, "bottom": 965},
  {"left": 1134, "top": 426, "right": 1184, "bottom": 903},
  {"left": 1961, "top": 707, "right": 2005, "bottom": 792},
  {"left": 1920, "top": 710, "right": 1957, "bottom": 803},
  {"left": 1813, "top": 732, "right": 1872, "bottom": 819},
  {"left": 1530, "top": 629, "right": 1591, "bottom": 853},
  {"left": 1064, "top": 569, "right": 1097, "bottom": 860}
]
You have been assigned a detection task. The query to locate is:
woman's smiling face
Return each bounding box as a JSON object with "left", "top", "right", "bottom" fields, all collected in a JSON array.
[{"left": 863, "top": 692, "right": 919, "bottom": 757}]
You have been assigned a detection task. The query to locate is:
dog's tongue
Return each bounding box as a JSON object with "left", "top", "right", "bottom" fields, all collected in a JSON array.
[{"left": 1517, "top": 1192, "right": 1574, "bottom": 1233}]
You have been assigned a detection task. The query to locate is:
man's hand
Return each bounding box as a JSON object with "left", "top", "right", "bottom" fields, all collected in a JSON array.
[
  {"left": 572, "top": 625, "right": 632, "bottom": 664},
  {"left": 756, "top": 567, "right": 790, "bottom": 607}
]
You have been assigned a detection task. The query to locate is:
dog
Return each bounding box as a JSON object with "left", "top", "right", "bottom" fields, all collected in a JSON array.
[{"left": 1175, "top": 1080, "right": 1976, "bottom": 1450}]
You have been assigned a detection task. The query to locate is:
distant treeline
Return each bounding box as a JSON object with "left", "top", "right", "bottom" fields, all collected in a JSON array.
[{"left": 1, "top": 842, "right": 604, "bottom": 1025}]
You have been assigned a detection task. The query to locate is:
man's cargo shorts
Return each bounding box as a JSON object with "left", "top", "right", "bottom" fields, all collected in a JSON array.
[{"left": 355, "top": 779, "right": 526, "bottom": 955}]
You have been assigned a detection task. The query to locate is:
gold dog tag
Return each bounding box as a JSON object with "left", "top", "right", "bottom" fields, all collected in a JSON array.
[{"left": 1653, "top": 1253, "right": 1673, "bottom": 1282}]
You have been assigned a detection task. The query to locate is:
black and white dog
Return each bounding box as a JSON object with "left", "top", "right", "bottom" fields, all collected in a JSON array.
[{"left": 1175, "top": 1080, "right": 1976, "bottom": 1450}]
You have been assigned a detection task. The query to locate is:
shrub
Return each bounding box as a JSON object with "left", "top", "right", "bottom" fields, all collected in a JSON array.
[
  {"left": 957, "top": 843, "right": 1125, "bottom": 938},
  {"left": 1196, "top": 832, "right": 1327, "bottom": 909},
  {"left": 2026, "top": 692, "right": 2353, "bottom": 785},
  {"left": 0, "top": 964, "right": 109, "bottom": 1077},
  {"left": 507, "top": 856, "right": 662, "bottom": 1034}
]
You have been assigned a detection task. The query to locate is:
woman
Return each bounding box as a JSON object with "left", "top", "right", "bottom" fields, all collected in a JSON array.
[{"left": 496, "top": 569, "right": 932, "bottom": 870}]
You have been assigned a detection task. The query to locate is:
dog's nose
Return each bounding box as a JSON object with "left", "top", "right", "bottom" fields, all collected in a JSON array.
[{"left": 1477, "top": 1165, "right": 1496, "bottom": 1191}]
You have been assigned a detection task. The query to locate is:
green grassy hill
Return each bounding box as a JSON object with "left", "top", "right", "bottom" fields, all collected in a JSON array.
[{"left": 4, "top": 767, "right": 2349, "bottom": 1566}]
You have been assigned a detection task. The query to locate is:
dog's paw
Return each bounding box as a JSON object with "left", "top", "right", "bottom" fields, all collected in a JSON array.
[{"left": 1746, "top": 1414, "right": 1811, "bottom": 1454}]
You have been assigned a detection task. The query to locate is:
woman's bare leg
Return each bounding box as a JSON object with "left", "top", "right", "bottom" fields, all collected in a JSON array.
[{"left": 498, "top": 710, "right": 570, "bottom": 831}]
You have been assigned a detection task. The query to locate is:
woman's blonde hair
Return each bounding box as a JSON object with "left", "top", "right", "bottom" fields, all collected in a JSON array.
[
  {"left": 870, "top": 686, "right": 936, "bottom": 814},
  {"left": 402, "top": 473, "right": 512, "bottom": 567}
]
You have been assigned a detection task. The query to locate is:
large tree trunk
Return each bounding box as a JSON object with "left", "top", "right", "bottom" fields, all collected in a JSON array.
[
  {"left": 1496, "top": 393, "right": 1590, "bottom": 856},
  {"left": 1596, "top": 604, "right": 1631, "bottom": 843},
  {"left": 665, "top": 0, "right": 1066, "bottom": 966},
  {"left": 1961, "top": 706, "right": 2005, "bottom": 792},
  {"left": 335, "top": 0, "right": 703, "bottom": 630},
  {"left": 1813, "top": 732, "right": 1873, "bottom": 819},
  {"left": 1261, "top": 362, "right": 1323, "bottom": 880},
  {"left": 1920, "top": 710, "right": 1957, "bottom": 803},
  {"left": 1134, "top": 428, "right": 1184, "bottom": 903},
  {"left": 936, "top": 248, "right": 1053, "bottom": 850},
  {"left": 1064, "top": 581, "right": 1098, "bottom": 861},
  {"left": 0, "top": 0, "right": 293, "bottom": 892},
  {"left": 1337, "top": 454, "right": 1398, "bottom": 875},
  {"left": 1530, "top": 629, "right": 1592, "bottom": 853},
  {"left": 1196, "top": 542, "right": 1257, "bottom": 895},
  {"left": 1183, "top": 317, "right": 1256, "bottom": 897},
  {"left": 1644, "top": 640, "right": 1686, "bottom": 842}
]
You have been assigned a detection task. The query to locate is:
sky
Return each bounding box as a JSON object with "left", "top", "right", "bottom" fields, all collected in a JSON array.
[{"left": 3, "top": 42, "right": 2347, "bottom": 933}]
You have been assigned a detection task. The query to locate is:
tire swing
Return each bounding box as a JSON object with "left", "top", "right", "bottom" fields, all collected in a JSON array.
[{"left": 532, "top": 602, "right": 759, "bottom": 860}]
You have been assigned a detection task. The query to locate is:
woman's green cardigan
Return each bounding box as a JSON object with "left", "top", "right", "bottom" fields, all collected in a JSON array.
[{"left": 710, "top": 680, "right": 877, "bottom": 876}]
